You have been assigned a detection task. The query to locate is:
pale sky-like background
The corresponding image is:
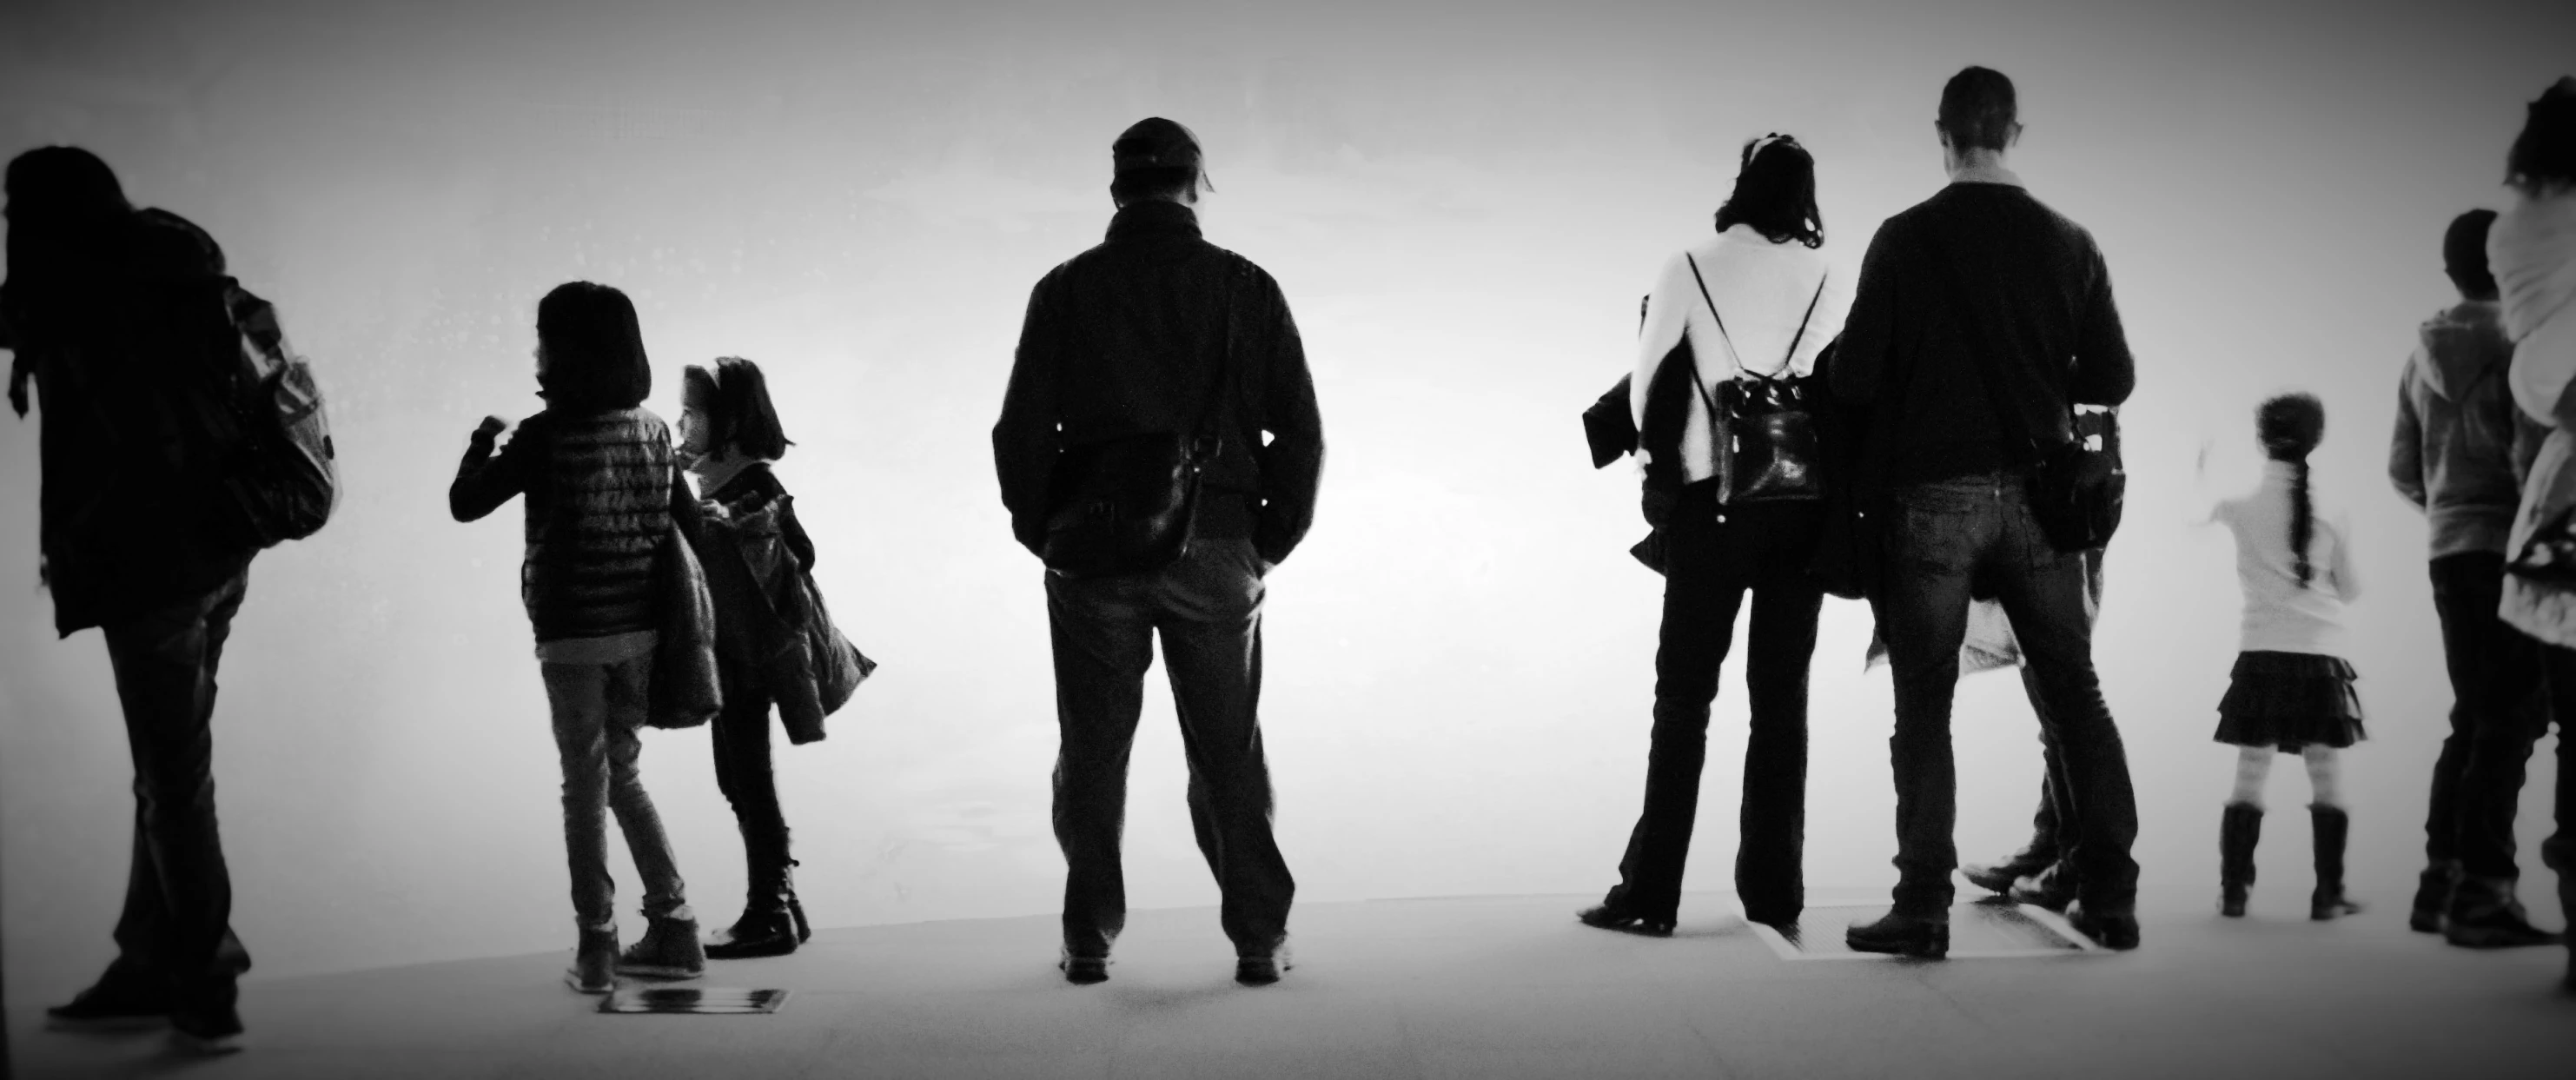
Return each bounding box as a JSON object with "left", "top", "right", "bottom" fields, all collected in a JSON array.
[{"left": 3, "top": 0, "right": 2573, "bottom": 1003}]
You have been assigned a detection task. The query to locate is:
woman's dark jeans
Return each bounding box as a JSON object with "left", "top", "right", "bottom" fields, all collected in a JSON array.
[
  {"left": 1871, "top": 473, "right": 2138, "bottom": 918},
  {"left": 1605, "top": 483, "right": 1823, "bottom": 925}
]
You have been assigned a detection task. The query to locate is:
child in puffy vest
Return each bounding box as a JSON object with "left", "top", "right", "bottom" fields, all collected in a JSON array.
[
  {"left": 2206, "top": 393, "right": 2366, "bottom": 923},
  {"left": 677, "top": 356, "right": 822, "bottom": 958},
  {"left": 450, "top": 281, "right": 705, "bottom": 991}
]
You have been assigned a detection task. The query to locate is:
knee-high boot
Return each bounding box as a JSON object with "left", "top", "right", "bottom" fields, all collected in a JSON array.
[
  {"left": 2310, "top": 805, "right": 2362, "bottom": 921},
  {"left": 2220, "top": 802, "right": 2261, "bottom": 918}
]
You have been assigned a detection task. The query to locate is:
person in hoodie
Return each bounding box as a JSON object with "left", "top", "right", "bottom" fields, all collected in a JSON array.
[{"left": 2392, "top": 209, "right": 2559, "bottom": 949}]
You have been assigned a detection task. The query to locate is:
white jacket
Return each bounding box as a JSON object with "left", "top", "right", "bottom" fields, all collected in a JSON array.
[{"left": 1631, "top": 224, "right": 1851, "bottom": 484}]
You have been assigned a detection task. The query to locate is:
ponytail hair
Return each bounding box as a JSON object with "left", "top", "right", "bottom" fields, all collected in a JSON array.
[{"left": 2255, "top": 393, "right": 2327, "bottom": 588}]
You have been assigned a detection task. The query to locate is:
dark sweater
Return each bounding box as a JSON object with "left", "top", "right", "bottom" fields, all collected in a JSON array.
[
  {"left": 451, "top": 407, "right": 698, "bottom": 642},
  {"left": 1831, "top": 182, "right": 2135, "bottom": 482},
  {"left": 993, "top": 201, "right": 1326, "bottom": 566},
  {"left": 3, "top": 208, "right": 257, "bottom": 636}
]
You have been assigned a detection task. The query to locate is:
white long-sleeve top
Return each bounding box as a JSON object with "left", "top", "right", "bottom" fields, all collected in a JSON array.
[
  {"left": 2210, "top": 460, "right": 2361, "bottom": 657},
  {"left": 1631, "top": 223, "right": 1851, "bottom": 484}
]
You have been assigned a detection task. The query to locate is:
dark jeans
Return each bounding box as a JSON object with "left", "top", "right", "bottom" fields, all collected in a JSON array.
[
  {"left": 1045, "top": 534, "right": 1294, "bottom": 957},
  {"left": 2009, "top": 547, "right": 2103, "bottom": 867},
  {"left": 540, "top": 654, "right": 691, "bottom": 931},
  {"left": 1872, "top": 474, "right": 2138, "bottom": 918},
  {"left": 2533, "top": 645, "right": 2576, "bottom": 931},
  {"left": 2425, "top": 552, "right": 2549, "bottom": 881},
  {"left": 1606, "top": 484, "right": 1822, "bottom": 924},
  {"left": 712, "top": 685, "right": 794, "bottom": 903},
  {"left": 96, "top": 572, "right": 254, "bottom": 1019}
]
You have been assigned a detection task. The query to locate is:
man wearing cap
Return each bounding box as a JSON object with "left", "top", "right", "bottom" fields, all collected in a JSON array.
[{"left": 992, "top": 117, "right": 1325, "bottom": 986}]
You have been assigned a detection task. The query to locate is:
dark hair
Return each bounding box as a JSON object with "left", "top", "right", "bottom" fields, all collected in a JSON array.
[
  {"left": 2444, "top": 209, "right": 2499, "bottom": 297},
  {"left": 1713, "top": 134, "right": 1824, "bottom": 248},
  {"left": 699, "top": 355, "right": 791, "bottom": 460},
  {"left": 3, "top": 146, "right": 136, "bottom": 295},
  {"left": 2506, "top": 76, "right": 2576, "bottom": 195},
  {"left": 535, "top": 282, "right": 651, "bottom": 412},
  {"left": 2256, "top": 393, "right": 2327, "bottom": 588},
  {"left": 1937, "top": 66, "right": 2018, "bottom": 153}
]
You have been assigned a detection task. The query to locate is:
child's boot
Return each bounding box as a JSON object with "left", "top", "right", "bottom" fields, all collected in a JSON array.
[
  {"left": 2309, "top": 805, "right": 2362, "bottom": 920},
  {"left": 565, "top": 926, "right": 618, "bottom": 993},
  {"left": 617, "top": 915, "right": 706, "bottom": 980},
  {"left": 2219, "top": 802, "right": 2261, "bottom": 918}
]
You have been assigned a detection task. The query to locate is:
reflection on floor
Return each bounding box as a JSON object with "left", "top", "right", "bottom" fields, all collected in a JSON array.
[
  {"left": 7, "top": 892, "right": 2569, "bottom": 1079},
  {"left": 1760, "top": 898, "right": 2096, "bottom": 959}
]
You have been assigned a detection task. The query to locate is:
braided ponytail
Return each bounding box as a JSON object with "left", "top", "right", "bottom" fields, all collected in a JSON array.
[
  {"left": 2255, "top": 393, "right": 2327, "bottom": 590},
  {"left": 2288, "top": 458, "right": 2314, "bottom": 587}
]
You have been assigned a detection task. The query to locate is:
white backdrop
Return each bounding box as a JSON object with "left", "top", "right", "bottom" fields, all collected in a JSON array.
[{"left": 4, "top": 0, "right": 2571, "bottom": 1003}]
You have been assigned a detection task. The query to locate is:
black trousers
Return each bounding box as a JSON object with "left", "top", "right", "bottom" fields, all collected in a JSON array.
[
  {"left": 97, "top": 572, "right": 253, "bottom": 1020},
  {"left": 2425, "top": 552, "right": 2549, "bottom": 881},
  {"left": 1873, "top": 475, "right": 2138, "bottom": 918},
  {"left": 1605, "top": 484, "right": 1823, "bottom": 924},
  {"left": 712, "top": 682, "right": 793, "bottom": 904},
  {"left": 2533, "top": 645, "right": 2576, "bottom": 933},
  {"left": 1045, "top": 534, "right": 1293, "bottom": 957},
  {"left": 2007, "top": 547, "right": 2103, "bottom": 867}
]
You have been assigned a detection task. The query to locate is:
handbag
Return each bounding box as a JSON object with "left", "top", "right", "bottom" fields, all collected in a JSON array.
[
  {"left": 1931, "top": 240, "right": 2125, "bottom": 553},
  {"left": 2509, "top": 507, "right": 2576, "bottom": 586},
  {"left": 647, "top": 521, "right": 724, "bottom": 730},
  {"left": 1682, "top": 254, "right": 1829, "bottom": 506},
  {"left": 1039, "top": 259, "right": 1247, "bottom": 579}
]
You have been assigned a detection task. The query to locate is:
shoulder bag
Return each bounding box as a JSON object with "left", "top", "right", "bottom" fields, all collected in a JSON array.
[{"left": 1039, "top": 257, "right": 1248, "bottom": 579}]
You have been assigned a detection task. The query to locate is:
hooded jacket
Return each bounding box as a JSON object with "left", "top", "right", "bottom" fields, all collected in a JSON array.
[{"left": 2389, "top": 300, "right": 2545, "bottom": 557}]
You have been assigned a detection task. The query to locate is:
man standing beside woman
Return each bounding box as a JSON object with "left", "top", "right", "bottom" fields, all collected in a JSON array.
[
  {"left": 1831, "top": 66, "right": 2143, "bottom": 957},
  {"left": 1579, "top": 132, "right": 1850, "bottom": 935}
]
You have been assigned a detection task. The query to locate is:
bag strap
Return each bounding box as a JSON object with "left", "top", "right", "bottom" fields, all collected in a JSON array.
[
  {"left": 1685, "top": 253, "right": 1827, "bottom": 383},
  {"left": 1189, "top": 257, "right": 1248, "bottom": 448}
]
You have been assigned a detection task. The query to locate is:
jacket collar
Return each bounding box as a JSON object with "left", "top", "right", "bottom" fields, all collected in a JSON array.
[
  {"left": 1107, "top": 199, "right": 1202, "bottom": 243},
  {"left": 1946, "top": 162, "right": 2026, "bottom": 189}
]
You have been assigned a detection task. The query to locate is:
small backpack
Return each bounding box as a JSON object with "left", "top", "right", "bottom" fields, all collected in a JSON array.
[{"left": 214, "top": 284, "right": 338, "bottom": 547}]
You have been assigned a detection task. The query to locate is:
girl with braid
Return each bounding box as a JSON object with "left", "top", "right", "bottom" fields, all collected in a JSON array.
[{"left": 2205, "top": 393, "right": 2367, "bottom": 922}]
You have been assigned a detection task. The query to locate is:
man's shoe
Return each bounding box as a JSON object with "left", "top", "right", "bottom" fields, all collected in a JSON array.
[
  {"left": 1235, "top": 945, "right": 1292, "bottom": 986},
  {"left": 2008, "top": 865, "right": 2077, "bottom": 912},
  {"left": 2065, "top": 901, "right": 2141, "bottom": 951},
  {"left": 1058, "top": 952, "right": 1109, "bottom": 985},
  {"left": 167, "top": 1006, "right": 244, "bottom": 1057},
  {"left": 705, "top": 909, "right": 799, "bottom": 960},
  {"left": 565, "top": 927, "right": 618, "bottom": 993},
  {"left": 1962, "top": 846, "right": 2055, "bottom": 897},
  {"left": 2445, "top": 897, "right": 2565, "bottom": 950},
  {"left": 2410, "top": 862, "right": 2459, "bottom": 933},
  {"left": 44, "top": 976, "right": 172, "bottom": 1031},
  {"left": 1576, "top": 903, "right": 1674, "bottom": 937},
  {"left": 1844, "top": 912, "right": 1948, "bottom": 959},
  {"left": 616, "top": 916, "right": 706, "bottom": 980}
]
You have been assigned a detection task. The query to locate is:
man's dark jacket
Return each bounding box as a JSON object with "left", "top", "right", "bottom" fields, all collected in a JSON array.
[
  {"left": 2, "top": 209, "right": 255, "bottom": 636},
  {"left": 994, "top": 201, "right": 1324, "bottom": 565},
  {"left": 1830, "top": 182, "right": 2135, "bottom": 483}
]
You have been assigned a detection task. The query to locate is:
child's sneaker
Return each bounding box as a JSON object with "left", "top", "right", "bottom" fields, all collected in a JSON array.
[
  {"left": 615, "top": 916, "right": 705, "bottom": 980},
  {"left": 565, "top": 927, "right": 619, "bottom": 993}
]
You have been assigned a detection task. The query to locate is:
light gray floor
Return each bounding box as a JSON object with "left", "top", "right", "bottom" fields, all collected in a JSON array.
[{"left": 9, "top": 893, "right": 2571, "bottom": 1079}]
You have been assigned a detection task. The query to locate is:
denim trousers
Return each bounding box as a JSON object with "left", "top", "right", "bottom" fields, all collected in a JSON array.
[
  {"left": 1045, "top": 533, "right": 1294, "bottom": 958},
  {"left": 1605, "top": 484, "right": 1823, "bottom": 924},
  {"left": 2424, "top": 552, "right": 2550, "bottom": 881},
  {"left": 1871, "top": 474, "right": 2139, "bottom": 917},
  {"left": 540, "top": 655, "right": 692, "bottom": 931},
  {"left": 2008, "top": 547, "right": 2104, "bottom": 866},
  {"left": 97, "top": 571, "right": 255, "bottom": 1019}
]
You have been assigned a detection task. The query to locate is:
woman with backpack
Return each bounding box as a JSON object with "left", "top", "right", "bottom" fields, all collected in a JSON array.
[
  {"left": 1579, "top": 133, "right": 1851, "bottom": 936},
  {"left": 449, "top": 281, "right": 706, "bottom": 992}
]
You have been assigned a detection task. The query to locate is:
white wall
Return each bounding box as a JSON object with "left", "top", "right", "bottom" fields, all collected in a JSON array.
[{"left": 4, "top": 0, "right": 2570, "bottom": 1003}]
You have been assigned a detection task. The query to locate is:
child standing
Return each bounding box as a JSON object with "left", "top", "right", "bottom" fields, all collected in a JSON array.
[
  {"left": 450, "top": 281, "right": 705, "bottom": 991},
  {"left": 2208, "top": 393, "right": 2367, "bottom": 921},
  {"left": 676, "top": 356, "right": 820, "bottom": 958}
]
